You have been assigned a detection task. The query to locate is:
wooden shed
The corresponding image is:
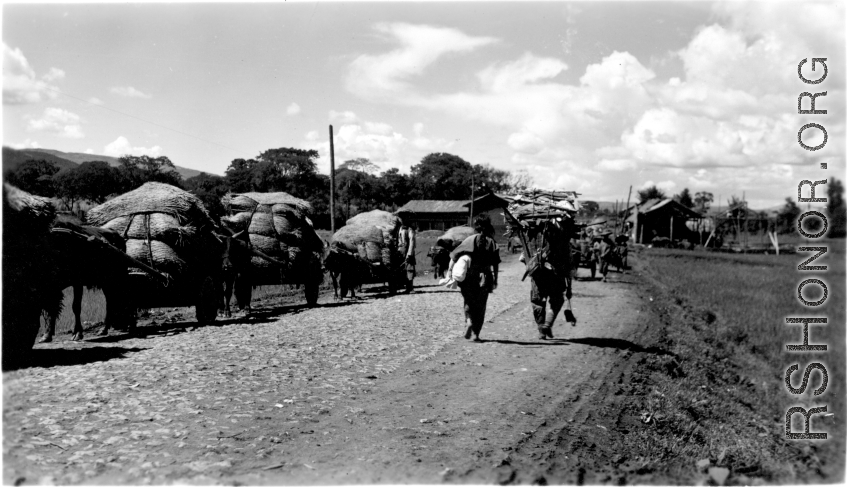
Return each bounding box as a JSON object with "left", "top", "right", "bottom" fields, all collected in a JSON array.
[
  {"left": 625, "top": 198, "right": 703, "bottom": 244},
  {"left": 397, "top": 193, "right": 510, "bottom": 242}
]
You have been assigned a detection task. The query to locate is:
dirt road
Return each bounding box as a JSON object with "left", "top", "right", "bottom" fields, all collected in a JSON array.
[{"left": 3, "top": 255, "right": 659, "bottom": 485}]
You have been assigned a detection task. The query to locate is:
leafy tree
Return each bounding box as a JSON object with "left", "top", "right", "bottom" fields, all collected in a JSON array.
[
  {"left": 52, "top": 168, "right": 85, "bottom": 211},
  {"left": 694, "top": 191, "right": 714, "bottom": 213},
  {"left": 673, "top": 188, "right": 694, "bottom": 208},
  {"left": 410, "top": 153, "right": 474, "bottom": 200},
  {"left": 776, "top": 197, "right": 801, "bottom": 234},
  {"left": 224, "top": 158, "right": 259, "bottom": 193},
  {"left": 5, "top": 159, "right": 60, "bottom": 197},
  {"left": 73, "top": 161, "right": 122, "bottom": 203},
  {"left": 339, "top": 158, "right": 379, "bottom": 175},
  {"left": 378, "top": 167, "right": 410, "bottom": 209},
  {"left": 637, "top": 185, "right": 666, "bottom": 203},
  {"left": 408, "top": 153, "right": 508, "bottom": 201},
  {"left": 117, "top": 155, "right": 184, "bottom": 190},
  {"left": 185, "top": 172, "right": 230, "bottom": 221}
]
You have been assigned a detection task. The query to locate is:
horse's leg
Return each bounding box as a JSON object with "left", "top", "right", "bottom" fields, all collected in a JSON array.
[
  {"left": 330, "top": 271, "right": 340, "bottom": 300},
  {"left": 223, "top": 272, "right": 234, "bottom": 318},
  {"left": 99, "top": 286, "right": 114, "bottom": 336},
  {"left": 71, "top": 284, "right": 84, "bottom": 341},
  {"left": 39, "top": 312, "right": 56, "bottom": 343}
]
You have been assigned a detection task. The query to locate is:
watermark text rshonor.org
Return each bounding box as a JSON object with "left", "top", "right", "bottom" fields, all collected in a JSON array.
[{"left": 785, "top": 57, "right": 831, "bottom": 440}]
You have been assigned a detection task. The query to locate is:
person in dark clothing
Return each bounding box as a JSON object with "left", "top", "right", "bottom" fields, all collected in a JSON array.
[
  {"left": 450, "top": 215, "right": 500, "bottom": 342},
  {"left": 529, "top": 218, "right": 576, "bottom": 339},
  {"left": 599, "top": 233, "right": 615, "bottom": 282}
]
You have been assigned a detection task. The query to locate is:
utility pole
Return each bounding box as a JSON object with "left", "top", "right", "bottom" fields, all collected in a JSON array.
[
  {"left": 329, "top": 125, "right": 336, "bottom": 234},
  {"left": 624, "top": 185, "right": 632, "bottom": 238}
]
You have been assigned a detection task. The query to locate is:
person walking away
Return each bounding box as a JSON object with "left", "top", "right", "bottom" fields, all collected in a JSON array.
[
  {"left": 398, "top": 222, "right": 417, "bottom": 293},
  {"left": 529, "top": 218, "right": 575, "bottom": 339},
  {"left": 450, "top": 215, "right": 499, "bottom": 342},
  {"left": 591, "top": 235, "right": 602, "bottom": 280},
  {"left": 599, "top": 232, "right": 614, "bottom": 282}
]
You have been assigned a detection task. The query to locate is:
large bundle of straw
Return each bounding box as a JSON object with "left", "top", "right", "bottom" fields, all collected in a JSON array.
[
  {"left": 87, "top": 182, "right": 218, "bottom": 280},
  {"left": 436, "top": 225, "right": 475, "bottom": 250},
  {"left": 221, "top": 191, "right": 323, "bottom": 273},
  {"left": 331, "top": 210, "right": 403, "bottom": 267}
]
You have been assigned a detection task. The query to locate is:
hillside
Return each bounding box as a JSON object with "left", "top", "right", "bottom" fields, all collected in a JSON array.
[
  {"left": 2, "top": 147, "right": 203, "bottom": 180},
  {"left": 2, "top": 147, "right": 78, "bottom": 174}
]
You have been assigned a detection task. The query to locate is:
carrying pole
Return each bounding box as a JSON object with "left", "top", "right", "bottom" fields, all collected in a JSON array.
[
  {"left": 329, "top": 125, "right": 336, "bottom": 234},
  {"left": 624, "top": 185, "right": 632, "bottom": 237}
]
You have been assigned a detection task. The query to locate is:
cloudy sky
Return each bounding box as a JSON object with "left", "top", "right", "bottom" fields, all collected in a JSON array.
[{"left": 3, "top": 1, "right": 844, "bottom": 208}]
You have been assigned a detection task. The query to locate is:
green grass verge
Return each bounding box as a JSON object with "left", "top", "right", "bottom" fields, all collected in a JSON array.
[{"left": 619, "top": 242, "right": 845, "bottom": 484}]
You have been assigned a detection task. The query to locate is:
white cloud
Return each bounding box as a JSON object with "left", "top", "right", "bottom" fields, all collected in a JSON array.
[
  {"left": 343, "top": 11, "right": 844, "bottom": 205},
  {"left": 9, "top": 138, "right": 40, "bottom": 149},
  {"left": 42, "top": 67, "right": 65, "bottom": 82},
  {"left": 346, "top": 23, "right": 497, "bottom": 100},
  {"left": 103, "top": 136, "right": 162, "bottom": 157},
  {"left": 2, "top": 43, "right": 62, "bottom": 104},
  {"left": 329, "top": 110, "right": 360, "bottom": 125},
  {"left": 286, "top": 102, "right": 301, "bottom": 116},
  {"left": 88, "top": 97, "right": 104, "bottom": 105},
  {"left": 304, "top": 112, "right": 453, "bottom": 173},
  {"left": 110, "top": 86, "right": 152, "bottom": 99},
  {"left": 84, "top": 148, "right": 94, "bottom": 154},
  {"left": 26, "top": 108, "right": 84, "bottom": 139}
]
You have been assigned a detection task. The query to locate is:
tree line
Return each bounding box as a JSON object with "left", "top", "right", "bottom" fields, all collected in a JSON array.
[{"left": 4, "top": 148, "right": 533, "bottom": 230}]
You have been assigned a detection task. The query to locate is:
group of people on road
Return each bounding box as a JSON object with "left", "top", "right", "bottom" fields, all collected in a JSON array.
[{"left": 435, "top": 215, "right": 631, "bottom": 342}]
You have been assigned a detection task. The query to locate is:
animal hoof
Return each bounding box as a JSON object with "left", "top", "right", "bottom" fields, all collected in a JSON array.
[
  {"left": 72, "top": 333, "right": 84, "bottom": 341},
  {"left": 38, "top": 335, "right": 52, "bottom": 343},
  {"left": 97, "top": 329, "right": 109, "bottom": 336}
]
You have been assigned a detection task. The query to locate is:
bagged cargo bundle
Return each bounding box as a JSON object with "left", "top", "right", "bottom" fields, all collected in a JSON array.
[
  {"left": 436, "top": 225, "right": 475, "bottom": 250},
  {"left": 330, "top": 224, "right": 389, "bottom": 265},
  {"left": 221, "top": 191, "right": 323, "bottom": 272},
  {"left": 332, "top": 210, "right": 405, "bottom": 267},
  {"left": 86, "top": 182, "right": 218, "bottom": 280}
]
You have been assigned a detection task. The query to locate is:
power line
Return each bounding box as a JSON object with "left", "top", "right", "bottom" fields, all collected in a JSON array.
[{"left": 43, "top": 86, "right": 254, "bottom": 158}]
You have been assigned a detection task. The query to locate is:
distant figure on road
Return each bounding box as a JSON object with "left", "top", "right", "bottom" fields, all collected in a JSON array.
[
  {"left": 599, "top": 232, "right": 614, "bottom": 282},
  {"left": 398, "top": 222, "right": 417, "bottom": 293},
  {"left": 450, "top": 215, "right": 500, "bottom": 342}
]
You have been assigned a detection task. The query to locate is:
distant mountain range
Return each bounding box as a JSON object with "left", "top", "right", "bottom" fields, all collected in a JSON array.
[{"left": 2, "top": 147, "right": 203, "bottom": 180}]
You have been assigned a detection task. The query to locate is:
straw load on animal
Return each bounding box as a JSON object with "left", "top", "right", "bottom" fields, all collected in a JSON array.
[
  {"left": 220, "top": 191, "right": 324, "bottom": 274},
  {"left": 331, "top": 210, "right": 402, "bottom": 267},
  {"left": 86, "top": 182, "right": 219, "bottom": 281},
  {"left": 436, "top": 225, "right": 475, "bottom": 250}
]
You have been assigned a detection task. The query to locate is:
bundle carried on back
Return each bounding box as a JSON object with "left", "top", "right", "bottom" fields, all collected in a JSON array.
[
  {"left": 86, "top": 182, "right": 218, "bottom": 280},
  {"left": 436, "top": 225, "right": 475, "bottom": 250},
  {"left": 331, "top": 210, "right": 403, "bottom": 267},
  {"left": 221, "top": 191, "right": 323, "bottom": 272}
]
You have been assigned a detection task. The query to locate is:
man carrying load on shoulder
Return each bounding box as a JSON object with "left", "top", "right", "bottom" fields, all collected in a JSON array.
[{"left": 528, "top": 218, "right": 577, "bottom": 339}]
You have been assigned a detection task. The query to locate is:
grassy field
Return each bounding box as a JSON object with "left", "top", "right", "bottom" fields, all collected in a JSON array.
[{"left": 621, "top": 241, "right": 845, "bottom": 482}]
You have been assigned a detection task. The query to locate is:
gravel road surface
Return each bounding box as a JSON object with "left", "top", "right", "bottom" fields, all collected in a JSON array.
[{"left": 4, "top": 254, "right": 654, "bottom": 485}]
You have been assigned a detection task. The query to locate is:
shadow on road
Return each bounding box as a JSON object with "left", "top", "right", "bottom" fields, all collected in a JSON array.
[
  {"left": 9, "top": 346, "right": 146, "bottom": 371},
  {"left": 478, "top": 338, "right": 572, "bottom": 346},
  {"left": 559, "top": 336, "right": 673, "bottom": 355}
]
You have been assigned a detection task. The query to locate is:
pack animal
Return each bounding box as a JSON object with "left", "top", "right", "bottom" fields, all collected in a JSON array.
[
  {"left": 3, "top": 184, "right": 63, "bottom": 368},
  {"left": 39, "top": 214, "right": 131, "bottom": 342},
  {"left": 323, "top": 249, "right": 370, "bottom": 300}
]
